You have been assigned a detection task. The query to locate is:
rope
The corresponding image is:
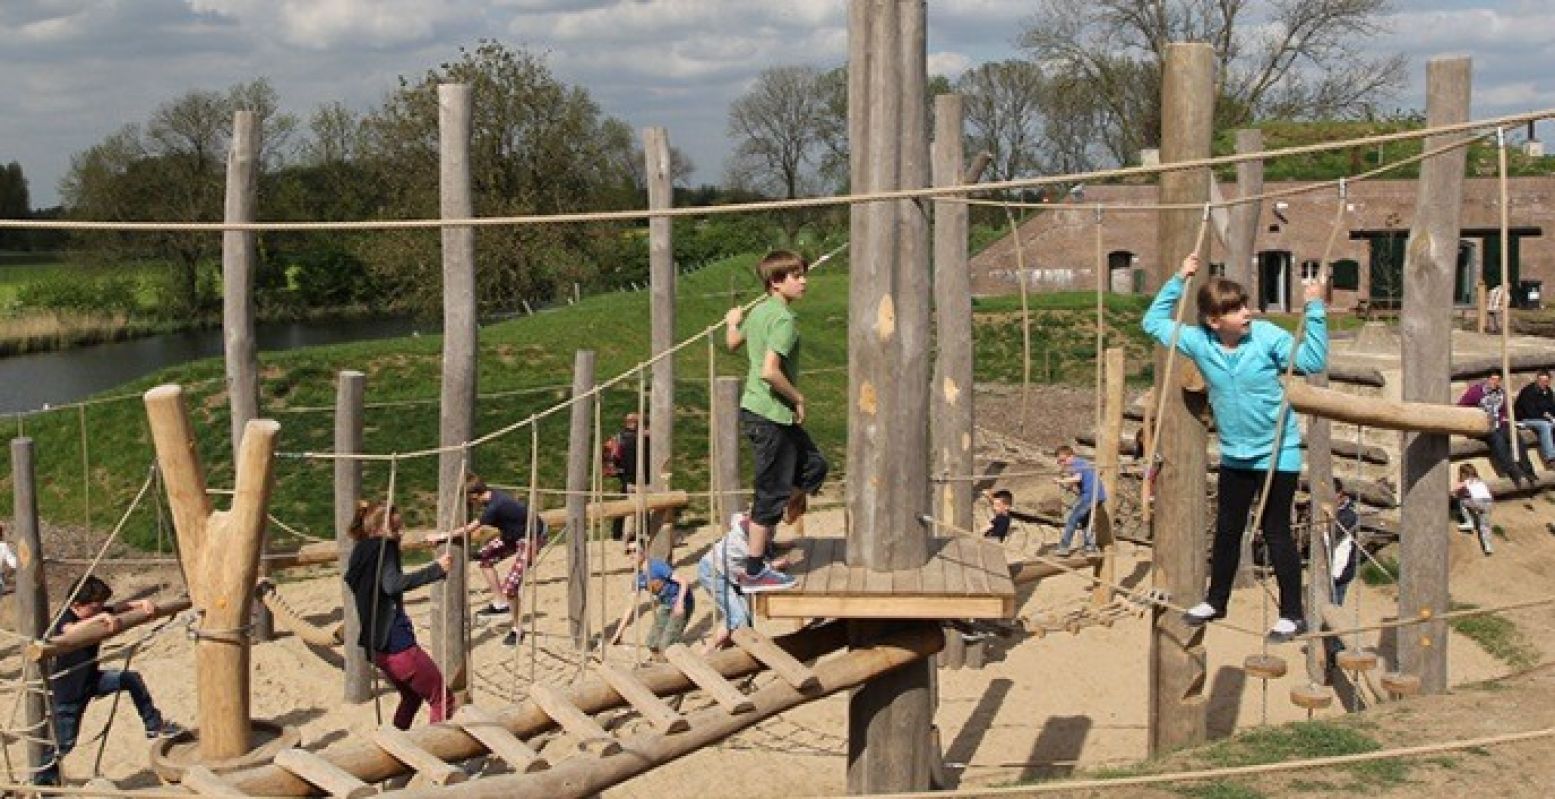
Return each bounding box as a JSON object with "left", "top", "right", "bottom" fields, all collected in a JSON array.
[
  {"left": 46, "top": 465, "right": 157, "bottom": 635},
  {"left": 1004, "top": 205, "right": 1033, "bottom": 435},
  {"left": 5, "top": 106, "right": 1551, "bottom": 233}
]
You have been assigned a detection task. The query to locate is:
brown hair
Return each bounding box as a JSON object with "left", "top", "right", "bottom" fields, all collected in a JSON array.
[
  {"left": 1458, "top": 463, "right": 1480, "bottom": 481},
  {"left": 1054, "top": 445, "right": 1075, "bottom": 458},
  {"left": 348, "top": 500, "right": 399, "bottom": 540},
  {"left": 757, "top": 250, "right": 808, "bottom": 289},
  {"left": 69, "top": 574, "right": 112, "bottom": 606},
  {"left": 1196, "top": 277, "right": 1250, "bottom": 327},
  {"left": 464, "top": 473, "right": 489, "bottom": 498}
]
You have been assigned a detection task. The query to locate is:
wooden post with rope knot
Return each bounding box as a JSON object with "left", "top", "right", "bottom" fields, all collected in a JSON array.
[{"left": 145, "top": 384, "right": 280, "bottom": 762}]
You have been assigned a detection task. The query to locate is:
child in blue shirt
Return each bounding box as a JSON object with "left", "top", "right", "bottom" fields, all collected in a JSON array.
[
  {"left": 610, "top": 539, "right": 693, "bottom": 657},
  {"left": 1143, "top": 253, "right": 1327, "bottom": 642},
  {"left": 1054, "top": 446, "right": 1105, "bottom": 556}
]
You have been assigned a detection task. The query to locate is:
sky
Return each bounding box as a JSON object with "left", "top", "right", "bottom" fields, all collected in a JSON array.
[{"left": 3, "top": 1, "right": 1555, "bottom": 209}]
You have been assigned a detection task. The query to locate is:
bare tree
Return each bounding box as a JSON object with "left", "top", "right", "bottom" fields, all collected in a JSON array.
[
  {"left": 726, "top": 65, "right": 830, "bottom": 202},
  {"left": 957, "top": 60, "right": 1050, "bottom": 184},
  {"left": 1020, "top": 0, "right": 1406, "bottom": 164},
  {"left": 300, "top": 102, "right": 364, "bottom": 166}
]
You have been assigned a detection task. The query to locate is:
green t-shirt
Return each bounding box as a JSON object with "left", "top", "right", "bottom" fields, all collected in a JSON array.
[{"left": 741, "top": 294, "right": 800, "bottom": 424}]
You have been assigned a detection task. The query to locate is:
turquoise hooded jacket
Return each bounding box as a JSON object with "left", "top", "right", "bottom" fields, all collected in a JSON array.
[{"left": 1142, "top": 275, "right": 1329, "bottom": 472}]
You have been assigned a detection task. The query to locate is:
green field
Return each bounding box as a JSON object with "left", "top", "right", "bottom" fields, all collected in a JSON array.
[{"left": 0, "top": 255, "right": 162, "bottom": 312}]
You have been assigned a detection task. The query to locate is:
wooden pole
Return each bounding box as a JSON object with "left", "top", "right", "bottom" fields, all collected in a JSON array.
[
  {"left": 565, "top": 350, "right": 596, "bottom": 652},
  {"left": 1305, "top": 373, "right": 1335, "bottom": 684},
  {"left": 1091, "top": 348, "right": 1124, "bottom": 607},
  {"left": 222, "top": 110, "right": 270, "bottom": 642},
  {"left": 11, "top": 437, "right": 50, "bottom": 777},
  {"left": 846, "top": 1, "right": 933, "bottom": 792},
  {"left": 334, "top": 370, "right": 371, "bottom": 703},
  {"left": 931, "top": 92, "right": 976, "bottom": 536},
  {"left": 713, "top": 376, "right": 743, "bottom": 525},
  {"left": 145, "top": 385, "right": 279, "bottom": 761},
  {"left": 28, "top": 598, "right": 192, "bottom": 660},
  {"left": 1149, "top": 41, "right": 1214, "bottom": 755},
  {"left": 1281, "top": 377, "right": 1489, "bottom": 436},
  {"left": 1399, "top": 56, "right": 1471, "bottom": 696},
  {"left": 1226, "top": 129, "right": 1264, "bottom": 290},
  {"left": 433, "top": 83, "right": 475, "bottom": 696},
  {"left": 644, "top": 126, "right": 677, "bottom": 561}
]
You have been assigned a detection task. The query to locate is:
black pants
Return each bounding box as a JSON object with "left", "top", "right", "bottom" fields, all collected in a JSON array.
[
  {"left": 741, "top": 409, "right": 828, "bottom": 527},
  {"left": 1205, "top": 467, "right": 1304, "bottom": 621},
  {"left": 1484, "top": 427, "right": 1534, "bottom": 481}
]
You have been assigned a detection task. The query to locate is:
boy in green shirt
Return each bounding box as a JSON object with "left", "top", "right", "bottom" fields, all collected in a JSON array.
[{"left": 723, "top": 250, "right": 828, "bottom": 592}]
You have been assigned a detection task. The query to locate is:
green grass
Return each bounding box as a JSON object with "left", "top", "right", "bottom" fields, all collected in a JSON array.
[
  {"left": 1176, "top": 782, "right": 1263, "bottom": 799},
  {"left": 0, "top": 258, "right": 162, "bottom": 311},
  {"left": 1448, "top": 602, "right": 1541, "bottom": 669},
  {"left": 1359, "top": 554, "right": 1398, "bottom": 587}
]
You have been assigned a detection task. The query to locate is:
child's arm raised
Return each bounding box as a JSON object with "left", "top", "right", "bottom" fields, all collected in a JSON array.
[
  {"left": 1141, "top": 255, "right": 1206, "bottom": 356},
  {"left": 1285, "top": 279, "right": 1329, "bottom": 374}
]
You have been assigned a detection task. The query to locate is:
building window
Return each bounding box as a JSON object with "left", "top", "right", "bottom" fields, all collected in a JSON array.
[
  {"left": 1209, "top": 261, "right": 1226, "bottom": 277},
  {"left": 1301, "top": 260, "right": 1322, "bottom": 281}
]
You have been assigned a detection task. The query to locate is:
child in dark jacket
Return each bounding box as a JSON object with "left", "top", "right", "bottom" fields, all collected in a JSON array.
[{"left": 345, "top": 500, "right": 456, "bottom": 729}]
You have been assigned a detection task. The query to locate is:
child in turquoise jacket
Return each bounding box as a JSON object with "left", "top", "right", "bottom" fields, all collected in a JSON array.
[{"left": 1143, "top": 253, "right": 1328, "bottom": 641}]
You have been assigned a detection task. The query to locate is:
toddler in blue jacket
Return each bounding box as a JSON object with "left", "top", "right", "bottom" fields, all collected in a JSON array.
[{"left": 1143, "top": 253, "right": 1328, "bottom": 642}]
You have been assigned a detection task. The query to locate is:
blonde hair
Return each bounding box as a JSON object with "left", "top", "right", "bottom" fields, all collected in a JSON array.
[
  {"left": 348, "top": 500, "right": 400, "bottom": 540},
  {"left": 1196, "top": 277, "right": 1249, "bottom": 327}
]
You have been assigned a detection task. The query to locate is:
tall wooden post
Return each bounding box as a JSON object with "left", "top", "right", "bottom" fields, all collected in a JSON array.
[
  {"left": 644, "top": 126, "right": 677, "bottom": 560},
  {"left": 1399, "top": 56, "right": 1471, "bottom": 695},
  {"left": 1092, "top": 348, "right": 1125, "bottom": 607},
  {"left": 223, "top": 110, "right": 271, "bottom": 641},
  {"left": 931, "top": 93, "right": 975, "bottom": 535},
  {"left": 1305, "top": 374, "right": 1334, "bottom": 683},
  {"left": 846, "top": 1, "right": 933, "bottom": 793},
  {"left": 1149, "top": 42, "right": 1214, "bottom": 755},
  {"left": 12, "top": 438, "right": 50, "bottom": 777},
  {"left": 144, "top": 386, "right": 278, "bottom": 761},
  {"left": 335, "top": 371, "right": 371, "bottom": 702},
  {"left": 433, "top": 83, "right": 476, "bottom": 696},
  {"left": 1226, "top": 129, "right": 1263, "bottom": 290},
  {"left": 565, "top": 351, "right": 596, "bottom": 652},
  {"left": 713, "top": 376, "right": 743, "bottom": 526}
]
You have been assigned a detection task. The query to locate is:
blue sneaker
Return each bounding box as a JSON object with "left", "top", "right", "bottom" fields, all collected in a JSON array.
[{"left": 737, "top": 566, "right": 797, "bottom": 594}]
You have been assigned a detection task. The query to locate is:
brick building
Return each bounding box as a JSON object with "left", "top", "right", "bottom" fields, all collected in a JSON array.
[{"left": 969, "top": 176, "right": 1555, "bottom": 311}]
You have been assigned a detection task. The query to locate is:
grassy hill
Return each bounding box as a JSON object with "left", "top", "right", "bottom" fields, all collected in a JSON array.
[{"left": 0, "top": 251, "right": 1157, "bottom": 551}]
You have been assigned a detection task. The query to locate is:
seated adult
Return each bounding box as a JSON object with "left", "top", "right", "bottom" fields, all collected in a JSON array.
[
  {"left": 1458, "top": 373, "right": 1534, "bottom": 487},
  {"left": 1514, "top": 370, "right": 1555, "bottom": 467}
]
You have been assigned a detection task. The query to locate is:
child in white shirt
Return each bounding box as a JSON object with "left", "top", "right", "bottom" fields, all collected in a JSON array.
[{"left": 1454, "top": 464, "right": 1495, "bottom": 555}]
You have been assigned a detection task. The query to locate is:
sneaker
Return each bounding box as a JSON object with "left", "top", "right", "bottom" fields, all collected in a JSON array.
[
  {"left": 1053, "top": 546, "right": 1073, "bottom": 558},
  {"left": 1083, "top": 547, "right": 1102, "bottom": 557},
  {"left": 502, "top": 629, "right": 524, "bottom": 647},
  {"left": 1457, "top": 522, "right": 1474, "bottom": 532},
  {"left": 1266, "top": 617, "right": 1308, "bottom": 643},
  {"left": 1181, "top": 602, "right": 1225, "bottom": 627},
  {"left": 477, "top": 603, "right": 511, "bottom": 618},
  {"left": 737, "top": 566, "right": 797, "bottom": 593},
  {"left": 147, "top": 720, "right": 186, "bottom": 740}
]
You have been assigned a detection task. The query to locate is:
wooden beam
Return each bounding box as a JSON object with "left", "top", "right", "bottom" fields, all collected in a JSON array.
[
  {"left": 28, "top": 597, "right": 192, "bottom": 660},
  {"left": 433, "top": 82, "right": 477, "bottom": 698},
  {"left": 11, "top": 438, "right": 50, "bottom": 776},
  {"left": 1282, "top": 377, "right": 1489, "bottom": 436},
  {"left": 564, "top": 351, "right": 595, "bottom": 651},
  {"left": 1306, "top": 373, "right": 1335, "bottom": 684},
  {"left": 932, "top": 92, "right": 976, "bottom": 536},
  {"left": 451, "top": 705, "right": 547, "bottom": 773},
  {"left": 1225, "top": 129, "right": 1263, "bottom": 289},
  {"left": 1451, "top": 351, "right": 1555, "bottom": 380},
  {"left": 143, "top": 385, "right": 213, "bottom": 607},
  {"left": 529, "top": 684, "right": 621, "bottom": 755},
  {"left": 1399, "top": 57, "right": 1471, "bottom": 697},
  {"left": 257, "top": 585, "right": 341, "bottom": 648},
  {"left": 370, "top": 726, "right": 465, "bottom": 785},
  {"left": 273, "top": 747, "right": 375, "bottom": 799},
  {"left": 180, "top": 766, "right": 247, "bottom": 797},
  {"left": 335, "top": 370, "right": 371, "bottom": 702},
  {"left": 730, "top": 627, "right": 820, "bottom": 691},
  {"left": 712, "top": 377, "right": 743, "bottom": 525},
  {"left": 663, "top": 642, "right": 755, "bottom": 714},
  {"left": 1092, "top": 348, "right": 1125, "bottom": 607},
  {"left": 645, "top": 125, "right": 676, "bottom": 562},
  {"left": 1149, "top": 41, "right": 1215, "bottom": 755},
  {"left": 596, "top": 664, "right": 689, "bottom": 733}
]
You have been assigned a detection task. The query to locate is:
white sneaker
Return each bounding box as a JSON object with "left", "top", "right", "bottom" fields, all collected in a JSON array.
[
  {"left": 1181, "top": 602, "right": 1223, "bottom": 627},
  {"left": 1267, "top": 617, "right": 1307, "bottom": 643}
]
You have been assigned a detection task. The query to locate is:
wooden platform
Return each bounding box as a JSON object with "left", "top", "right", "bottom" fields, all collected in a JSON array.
[{"left": 753, "top": 536, "right": 1016, "bottom": 620}]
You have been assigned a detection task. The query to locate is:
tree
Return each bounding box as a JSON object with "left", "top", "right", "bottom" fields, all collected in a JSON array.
[
  {"left": 0, "top": 162, "right": 29, "bottom": 249},
  {"left": 726, "top": 66, "right": 831, "bottom": 204},
  {"left": 1019, "top": 0, "right": 1406, "bottom": 165}
]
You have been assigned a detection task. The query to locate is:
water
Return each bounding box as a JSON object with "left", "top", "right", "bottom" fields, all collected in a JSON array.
[{"left": 0, "top": 316, "right": 420, "bottom": 413}]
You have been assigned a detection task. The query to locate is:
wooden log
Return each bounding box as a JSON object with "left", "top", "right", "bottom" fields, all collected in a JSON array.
[
  {"left": 663, "top": 642, "right": 755, "bottom": 714},
  {"left": 731, "top": 627, "right": 820, "bottom": 691},
  {"left": 932, "top": 92, "right": 976, "bottom": 536},
  {"left": 712, "top": 377, "right": 744, "bottom": 525},
  {"left": 645, "top": 125, "right": 676, "bottom": 561},
  {"left": 451, "top": 705, "right": 547, "bottom": 773},
  {"left": 1007, "top": 554, "right": 1100, "bottom": 586},
  {"left": 1328, "top": 363, "right": 1387, "bottom": 387},
  {"left": 1243, "top": 654, "right": 1287, "bottom": 680},
  {"left": 388, "top": 623, "right": 943, "bottom": 799},
  {"left": 1282, "top": 377, "right": 1489, "bottom": 436},
  {"left": 1335, "top": 650, "right": 1379, "bottom": 672},
  {"left": 146, "top": 386, "right": 278, "bottom": 761},
  {"left": 1305, "top": 372, "right": 1335, "bottom": 684},
  {"left": 82, "top": 778, "right": 122, "bottom": 798},
  {"left": 335, "top": 370, "right": 371, "bottom": 702},
  {"left": 218, "top": 624, "right": 849, "bottom": 796},
  {"left": 28, "top": 597, "right": 192, "bottom": 660},
  {"left": 224, "top": 110, "right": 270, "bottom": 643},
  {"left": 1399, "top": 57, "right": 1471, "bottom": 697},
  {"left": 848, "top": 3, "right": 935, "bottom": 790},
  {"left": 939, "top": 628, "right": 965, "bottom": 670},
  {"left": 1380, "top": 671, "right": 1422, "bottom": 696},
  {"left": 180, "top": 766, "right": 246, "bottom": 797},
  {"left": 596, "top": 664, "right": 689, "bottom": 734},
  {"left": 1289, "top": 685, "right": 1333, "bottom": 710},
  {"left": 1297, "top": 474, "right": 1396, "bottom": 510},
  {"left": 1225, "top": 129, "right": 1263, "bottom": 289},
  {"left": 370, "top": 726, "right": 465, "bottom": 785},
  {"left": 529, "top": 684, "right": 620, "bottom": 755},
  {"left": 274, "top": 747, "right": 376, "bottom": 798},
  {"left": 11, "top": 438, "right": 50, "bottom": 776},
  {"left": 1451, "top": 428, "right": 1538, "bottom": 460},
  {"left": 1092, "top": 348, "right": 1124, "bottom": 607},
  {"left": 433, "top": 82, "right": 477, "bottom": 697},
  {"left": 565, "top": 351, "right": 595, "bottom": 651},
  {"left": 256, "top": 585, "right": 341, "bottom": 648},
  {"left": 1149, "top": 41, "right": 1215, "bottom": 755},
  {"left": 1451, "top": 351, "right": 1555, "bottom": 381}
]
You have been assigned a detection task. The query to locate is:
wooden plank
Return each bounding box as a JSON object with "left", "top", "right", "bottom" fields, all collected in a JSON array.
[
  {"left": 596, "top": 663, "right": 690, "bottom": 733},
  {"left": 975, "top": 538, "right": 1015, "bottom": 596},
  {"left": 807, "top": 538, "right": 841, "bottom": 594},
  {"left": 451, "top": 705, "right": 548, "bottom": 773},
  {"left": 938, "top": 536, "right": 968, "bottom": 597},
  {"left": 662, "top": 643, "right": 755, "bottom": 714},
  {"left": 759, "top": 594, "right": 1008, "bottom": 620},
  {"left": 529, "top": 684, "right": 621, "bottom": 755},
  {"left": 369, "top": 725, "right": 466, "bottom": 785},
  {"left": 273, "top": 747, "right": 376, "bottom": 799},
  {"left": 730, "top": 627, "right": 820, "bottom": 691},
  {"left": 892, "top": 562, "right": 922, "bottom": 595},
  {"left": 957, "top": 538, "right": 992, "bottom": 595},
  {"left": 83, "top": 778, "right": 123, "bottom": 799},
  {"left": 920, "top": 542, "right": 947, "bottom": 594},
  {"left": 864, "top": 565, "right": 891, "bottom": 596},
  {"left": 180, "top": 767, "right": 246, "bottom": 797}
]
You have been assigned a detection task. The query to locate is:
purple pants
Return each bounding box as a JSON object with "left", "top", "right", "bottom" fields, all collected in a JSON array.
[{"left": 374, "top": 645, "right": 455, "bottom": 729}]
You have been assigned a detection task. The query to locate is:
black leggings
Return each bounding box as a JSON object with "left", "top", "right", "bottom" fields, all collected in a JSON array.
[{"left": 1205, "top": 467, "right": 1304, "bottom": 621}]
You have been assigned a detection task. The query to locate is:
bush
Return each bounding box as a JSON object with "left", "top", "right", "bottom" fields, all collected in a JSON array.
[{"left": 16, "top": 274, "right": 141, "bottom": 315}]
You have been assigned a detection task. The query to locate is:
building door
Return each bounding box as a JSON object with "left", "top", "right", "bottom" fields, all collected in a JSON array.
[
  {"left": 1368, "top": 234, "right": 1407, "bottom": 308},
  {"left": 1108, "top": 251, "right": 1134, "bottom": 293},
  {"left": 1257, "top": 250, "right": 1291, "bottom": 311}
]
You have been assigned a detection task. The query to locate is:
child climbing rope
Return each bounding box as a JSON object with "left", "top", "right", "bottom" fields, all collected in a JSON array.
[
  {"left": 1142, "top": 252, "right": 1328, "bottom": 642},
  {"left": 344, "top": 500, "right": 457, "bottom": 729}
]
